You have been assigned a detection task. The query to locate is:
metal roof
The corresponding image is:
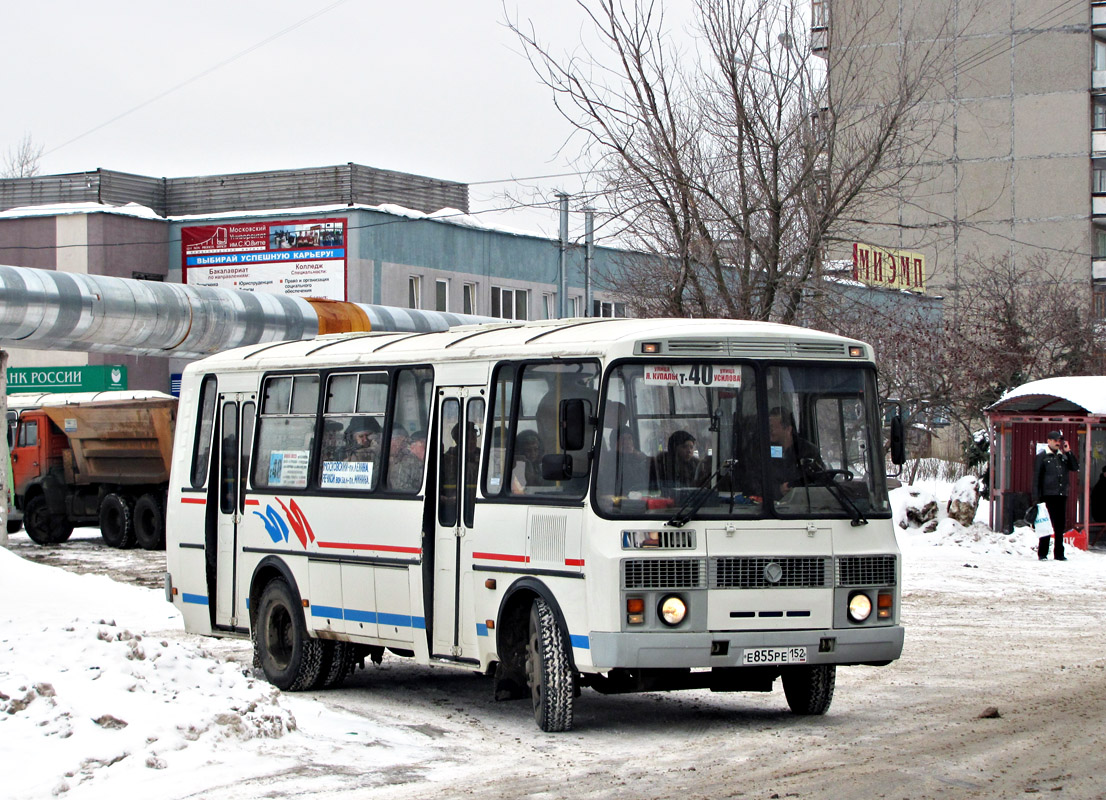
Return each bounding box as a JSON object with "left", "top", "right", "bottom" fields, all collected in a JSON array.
[{"left": 986, "top": 377, "right": 1106, "bottom": 415}]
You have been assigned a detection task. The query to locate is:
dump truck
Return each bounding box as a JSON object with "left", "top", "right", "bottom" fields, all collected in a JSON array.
[{"left": 10, "top": 394, "right": 177, "bottom": 549}]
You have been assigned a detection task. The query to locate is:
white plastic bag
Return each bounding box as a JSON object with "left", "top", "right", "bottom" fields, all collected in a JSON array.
[{"left": 1033, "top": 502, "right": 1053, "bottom": 540}]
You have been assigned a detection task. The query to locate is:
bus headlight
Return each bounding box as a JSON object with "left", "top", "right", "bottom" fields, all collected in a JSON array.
[
  {"left": 659, "top": 595, "right": 687, "bottom": 626},
  {"left": 847, "top": 592, "right": 873, "bottom": 623}
]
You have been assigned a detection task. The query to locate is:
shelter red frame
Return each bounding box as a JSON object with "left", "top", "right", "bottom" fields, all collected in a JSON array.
[{"left": 985, "top": 377, "right": 1106, "bottom": 549}]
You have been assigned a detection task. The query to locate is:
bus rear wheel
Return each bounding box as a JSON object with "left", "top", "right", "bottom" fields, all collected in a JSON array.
[
  {"left": 782, "top": 664, "right": 836, "bottom": 715},
  {"left": 255, "top": 578, "right": 324, "bottom": 691},
  {"left": 525, "top": 597, "right": 575, "bottom": 732}
]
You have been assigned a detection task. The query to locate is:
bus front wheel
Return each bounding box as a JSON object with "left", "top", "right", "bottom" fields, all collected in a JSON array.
[
  {"left": 254, "top": 578, "right": 324, "bottom": 691},
  {"left": 525, "top": 598, "right": 575, "bottom": 732},
  {"left": 782, "top": 664, "right": 836, "bottom": 715}
]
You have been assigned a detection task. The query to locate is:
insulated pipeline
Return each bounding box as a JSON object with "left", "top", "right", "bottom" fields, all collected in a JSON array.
[{"left": 0, "top": 264, "right": 493, "bottom": 359}]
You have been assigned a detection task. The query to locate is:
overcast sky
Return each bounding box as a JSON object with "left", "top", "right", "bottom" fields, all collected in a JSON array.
[{"left": 1, "top": 1, "right": 695, "bottom": 239}]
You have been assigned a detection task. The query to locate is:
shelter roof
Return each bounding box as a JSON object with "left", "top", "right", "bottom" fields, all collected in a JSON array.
[{"left": 986, "top": 377, "right": 1106, "bottom": 415}]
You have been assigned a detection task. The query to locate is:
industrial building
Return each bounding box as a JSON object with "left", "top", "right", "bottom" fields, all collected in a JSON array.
[{"left": 0, "top": 164, "right": 630, "bottom": 393}]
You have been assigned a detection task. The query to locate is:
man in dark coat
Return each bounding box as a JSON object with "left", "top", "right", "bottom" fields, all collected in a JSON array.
[{"left": 1033, "top": 431, "right": 1079, "bottom": 561}]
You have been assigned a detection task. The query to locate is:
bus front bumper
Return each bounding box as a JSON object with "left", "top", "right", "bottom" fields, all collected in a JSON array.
[{"left": 587, "top": 625, "right": 904, "bottom": 671}]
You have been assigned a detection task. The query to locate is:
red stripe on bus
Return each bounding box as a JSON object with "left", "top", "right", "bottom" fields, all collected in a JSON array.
[
  {"left": 565, "top": 558, "right": 585, "bottom": 567},
  {"left": 181, "top": 497, "right": 206, "bottom": 505},
  {"left": 473, "top": 551, "right": 530, "bottom": 563},
  {"left": 316, "top": 541, "right": 422, "bottom": 555},
  {"left": 244, "top": 499, "right": 259, "bottom": 506}
]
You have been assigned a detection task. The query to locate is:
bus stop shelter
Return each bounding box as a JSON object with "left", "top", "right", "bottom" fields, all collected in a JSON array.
[{"left": 985, "top": 377, "right": 1106, "bottom": 548}]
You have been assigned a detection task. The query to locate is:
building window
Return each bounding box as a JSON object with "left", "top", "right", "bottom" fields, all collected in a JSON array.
[
  {"left": 408, "top": 276, "right": 421, "bottom": 309},
  {"left": 1095, "top": 98, "right": 1106, "bottom": 131},
  {"left": 568, "top": 296, "right": 582, "bottom": 317},
  {"left": 463, "top": 283, "right": 477, "bottom": 315},
  {"left": 593, "top": 299, "right": 627, "bottom": 317},
  {"left": 811, "top": 0, "right": 827, "bottom": 28},
  {"left": 492, "top": 286, "right": 528, "bottom": 320},
  {"left": 435, "top": 279, "right": 448, "bottom": 312},
  {"left": 1095, "top": 162, "right": 1106, "bottom": 195},
  {"left": 542, "top": 292, "right": 556, "bottom": 319},
  {"left": 1094, "top": 286, "right": 1106, "bottom": 320},
  {"left": 1096, "top": 228, "right": 1106, "bottom": 258}
]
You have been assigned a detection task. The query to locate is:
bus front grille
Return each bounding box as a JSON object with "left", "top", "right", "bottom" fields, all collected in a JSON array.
[
  {"left": 622, "top": 558, "right": 707, "bottom": 589},
  {"left": 711, "top": 556, "right": 831, "bottom": 588},
  {"left": 836, "top": 555, "right": 897, "bottom": 587}
]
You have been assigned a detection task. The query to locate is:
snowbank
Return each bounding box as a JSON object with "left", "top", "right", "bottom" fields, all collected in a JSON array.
[{"left": 0, "top": 547, "right": 441, "bottom": 800}]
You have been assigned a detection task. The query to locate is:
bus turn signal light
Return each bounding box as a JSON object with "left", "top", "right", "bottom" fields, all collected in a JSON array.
[
  {"left": 877, "top": 592, "right": 893, "bottom": 619},
  {"left": 627, "top": 597, "right": 645, "bottom": 624}
]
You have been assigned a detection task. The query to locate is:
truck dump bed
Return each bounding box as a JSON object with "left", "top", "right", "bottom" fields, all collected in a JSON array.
[{"left": 40, "top": 398, "right": 177, "bottom": 485}]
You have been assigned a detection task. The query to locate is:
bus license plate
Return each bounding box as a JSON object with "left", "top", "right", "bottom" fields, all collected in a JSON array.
[{"left": 741, "top": 646, "right": 807, "bottom": 665}]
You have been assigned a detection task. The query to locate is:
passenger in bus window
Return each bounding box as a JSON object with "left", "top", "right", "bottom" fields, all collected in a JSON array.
[
  {"left": 345, "top": 417, "right": 381, "bottom": 463},
  {"left": 511, "top": 429, "right": 546, "bottom": 494},
  {"left": 653, "top": 430, "right": 707, "bottom": 489},
  {"left": 613, "top": 426, "right": 651, "bottom": 495},
  {"left": 767, "top": 407, "right": 823, "bottom": 497},
  {"left": 389, "top": 429, "right": 427, "bottom": 492},
  {"left": 322, "top": 420, "right": 346, "bottom": 461}
]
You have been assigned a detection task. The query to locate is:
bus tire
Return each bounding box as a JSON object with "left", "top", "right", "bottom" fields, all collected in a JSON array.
[
  {"left": 24, "top": 495, "right": 73, "bottom": 545},
  {"left": 255, "top": 578, "right": 324, "bottom": 692},
  {"left": 525, "top": 597, "right": 575, "bottom": 732},
  {"left": 133, "top": 493, "right": 165, "bottom": 550},
  {"left": 99, "top": 493, "right": 136, "bottom": 549},
  {"left": 313, "top": 641, "right": 357, "bottom": 689},
  {"left": 782, "top": 664, "right": 836, "bottom": 715}
]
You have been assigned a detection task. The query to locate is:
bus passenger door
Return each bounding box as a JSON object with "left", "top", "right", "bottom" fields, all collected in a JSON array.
[
  {"left": 213, "top": 393, "right": 255, "bottom": 631},
  {"left": 432, "top": 389, "right": 484, "bottom": 659}
]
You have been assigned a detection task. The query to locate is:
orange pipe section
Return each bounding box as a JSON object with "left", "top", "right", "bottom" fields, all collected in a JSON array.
[{"left": 305, "top": 298, "right": 373, "bottom": 334}]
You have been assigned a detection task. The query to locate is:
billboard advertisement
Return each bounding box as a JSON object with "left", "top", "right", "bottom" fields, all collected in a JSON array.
[
  {"left": 182, "top": 218, "right": 347, "bottom": 300},
  {"left": 852, "top": 242, "right": 926, "bottom": 294}
]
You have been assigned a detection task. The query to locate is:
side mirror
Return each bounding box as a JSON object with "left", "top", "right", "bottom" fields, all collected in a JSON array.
[
  {"left": 560, "top": 398, "right": 589, "bottom": 452},
  {"left": 889, "top": 415, "right": 906, "bottom": 466},
  {"left": 541, "top": 453, "right": 573, "bottom": 481}
]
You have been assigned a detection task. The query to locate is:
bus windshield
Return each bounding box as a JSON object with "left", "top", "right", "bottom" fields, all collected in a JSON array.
[{"left": 596, "top": 362, "right": 891, "bottom": 520}]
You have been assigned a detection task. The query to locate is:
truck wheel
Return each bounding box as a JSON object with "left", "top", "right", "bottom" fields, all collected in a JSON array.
[
  {"left": 133, "top": 493, "right": 165, "bottom": 550},
  {"left": 525, "top": 597, "right": 575, "bottom": 732},
  {"left": 99, "top": 493, "right": 136, "bottom": 549},
  {"left": 782, "top": 664, "right": 836, "bottom": 715},
  {"left": 24, "top": 495, "right": 73, "bottom": 545},
  {"left": 7, "top": 518, "right": 23, "bottom": 534},
  {"left": 254, "top": 578, "right": 324, "bottom": 691}
]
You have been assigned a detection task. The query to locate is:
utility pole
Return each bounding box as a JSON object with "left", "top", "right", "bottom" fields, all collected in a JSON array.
[
  {"left": 558, "top": 193, "right": 569, "bottom": 318},
  {"left": 584, "top": 207, "right": 595, "bottom": 317}
]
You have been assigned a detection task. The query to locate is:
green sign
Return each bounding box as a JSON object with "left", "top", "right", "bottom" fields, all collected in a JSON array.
[{"left": 6, "top": 365, "right": 128, "bottom": 394}]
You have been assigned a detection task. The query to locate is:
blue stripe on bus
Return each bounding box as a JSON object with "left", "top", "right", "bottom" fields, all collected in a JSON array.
[
  {"left": 182, "top": 593, "right": 209, "bottom": 606},
  {"left": 308, "top": 605, "right": 426, "bottom": 630},
  {"left": 476, "top": 622, "right": 489, "bottom": 637},
  {"left": 570, "top": 634, "right": 590, "bottom": 650}
]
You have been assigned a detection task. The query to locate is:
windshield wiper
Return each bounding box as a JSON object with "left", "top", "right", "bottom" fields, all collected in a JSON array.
[
  {"left": 667, "top": 460, "right": 734, "bottom": 528},
  {"left": 799, "top": 468, "right": 868, "bottom": 526}
]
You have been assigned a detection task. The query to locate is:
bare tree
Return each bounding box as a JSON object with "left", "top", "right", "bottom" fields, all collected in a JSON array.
[
  {"left": 822, "top": 254, "right": 1099, "bottom": 465},
  {"left": 509, "top": 0, "right": 966, "bottom": 322},
  {"left": 2, "top": 133, "right": 44, "bottom": 178}
]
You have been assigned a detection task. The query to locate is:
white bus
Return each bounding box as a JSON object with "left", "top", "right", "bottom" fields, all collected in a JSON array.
[{"left": 165, "top": 318, "right": 904, "bottom": 731}]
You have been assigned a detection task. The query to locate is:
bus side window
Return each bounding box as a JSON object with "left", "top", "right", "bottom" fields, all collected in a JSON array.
[
  {"left": 253, "top": 374, "right": 318, "bottom": 491},
  {"left": 191, "top": 375, "right": 217, "bottom": 488},
  {"left": 484, "top": 364, "right": 515, "bottom": 496}
]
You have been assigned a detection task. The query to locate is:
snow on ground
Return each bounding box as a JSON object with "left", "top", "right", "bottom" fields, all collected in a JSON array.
[
  {"left": 2, "top": 478, "right": 1104, "bottom": 800},
  {"left": 0, "top": 547, "right": 446, "bottom": 800}
]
